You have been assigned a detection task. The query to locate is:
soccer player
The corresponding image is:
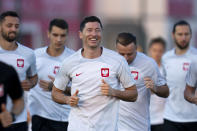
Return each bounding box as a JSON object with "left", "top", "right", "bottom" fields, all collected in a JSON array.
[
  {"left": 52, "top": 16, "right": 137, "bottom": 131},
  {"left": 28, "top": 18, "right": 75, "bottom": 131},
  {"left": 148, "top": 37, "right": 166, "bottom": 131},
  {"left": 116, "top": 32, "right": 169, "bottom": 131},
  {"left": 0, "top": 11, "right": 37, "bottom": 131},
  {"left": 0, "top": 61, "right": 24, "bottom": 130},
  {"left": 162, "top": 20, "right": 197, "bottom": 131},
  {"left": 184, "top": 61, "right": 197, "bottom": 104}
]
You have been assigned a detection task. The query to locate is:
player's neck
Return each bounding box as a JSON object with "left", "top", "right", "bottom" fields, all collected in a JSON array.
[
  {"left": 82, "top": 46, "right": 102, "bottom": 59},
  {"left": 175, "top": 46, "right": 189, "bottom": 55},
  {"left": 47, "top": 46, "right": 64, "bottom": 57},
  {"left": 0, "top": 38, "right": 17, "bottom": 51},
  {"left": 157, "top": 61, "right": 161, "bottom": 67}
]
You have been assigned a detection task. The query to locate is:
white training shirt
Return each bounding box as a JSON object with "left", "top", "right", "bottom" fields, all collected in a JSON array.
[
  {"left": 162, "top": 46, "right": 197, "bottom": 122},
  {"left": 186, "top": 61, "right": 197, "bottom": 88},
  {"left": 54, "top": 47, "right": 135, "bottom": 131},
  {"left": 118, "top": 52, "right": 166, "bottom": 131},
  {"left": 28, "top": 46, "right": 74, "bottom": 121},
  {"left": 0, "top": 42, "right": 37, "bottom": 123},
  {"left": 150, "top": 66, "right": 166, "bottom": 125}
]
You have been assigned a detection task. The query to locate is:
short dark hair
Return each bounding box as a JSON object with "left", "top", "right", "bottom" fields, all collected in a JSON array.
[
  {"left": 172, "top": 20, "right": 192, "bottom": 34},
  {"left": 149, "top": 37, "right": 166, "bottom": 50},
  {"left": 116, "top": 32, "right": 137, "bottom": 46},
  {"left": 49, "top": 18, "right": 69, "bottom": 32},
  {"left": 0, "top": 11, "right": 20, "bottom": 23},
  {"left": 80, "top": 16, "right": 103, "bottom": 31}
]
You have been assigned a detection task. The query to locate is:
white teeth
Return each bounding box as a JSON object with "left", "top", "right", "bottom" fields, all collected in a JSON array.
[{"left": 90, "top": 38, "right": 97, "bottom": 40}]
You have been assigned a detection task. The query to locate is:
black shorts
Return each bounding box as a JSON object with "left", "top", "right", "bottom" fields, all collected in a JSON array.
[
  {"left": 163, "top": 119, "right": 197, "bottom": 131},
  {"left": 151, "top": 124, "right": 164, "bottom": 131},
  {"left": 32, "top": 115, "right": 68, "bottom": 131},
  {"left": 4, "top": 122, "right": 28, "bottom": 131}
]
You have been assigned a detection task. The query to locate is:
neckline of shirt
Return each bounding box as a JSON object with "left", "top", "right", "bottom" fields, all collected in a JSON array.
[
  {"left": 0, "top": 42, "right": 20, "bottom": 52},
  {"left": 78, "top": 47, "right": 104, "bottom": 61},
  {"left": 173, "top": 46, "right": 191, "bottom": 57},
  {"left": 45, "top": 46, "right": 66, "bottom": 59}
]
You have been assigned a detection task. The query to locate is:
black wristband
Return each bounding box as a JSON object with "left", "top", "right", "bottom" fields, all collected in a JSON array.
[
  {"left": 11, "top": 112, "right": 16, "bottom": 122},
  {"left": 48, "top": 82, "right": 53, "bottom": 91}
]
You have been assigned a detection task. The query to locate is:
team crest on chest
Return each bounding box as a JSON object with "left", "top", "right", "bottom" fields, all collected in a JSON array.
[
  {"left": 0, "top": 84, "right": 4, "bottom": 97},
  {"left": 53, "top": 66, "right": 60, "bottom": 74},
  {"left": 183, "top": 62, "right": 190, "bottom": 71},
  {"left": 17, "top": 59, "right": 24, "bottom": 68},
  {"left": 101, "top": 68, "right": 109, "bottom": 77},
  {"left": 131, "top": 71, "right": 139, "bottom": 80}
]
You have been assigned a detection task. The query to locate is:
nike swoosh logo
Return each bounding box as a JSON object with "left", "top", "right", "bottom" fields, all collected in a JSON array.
[{"left": 76, "top": 73, "right": 82, "bottom": 76}]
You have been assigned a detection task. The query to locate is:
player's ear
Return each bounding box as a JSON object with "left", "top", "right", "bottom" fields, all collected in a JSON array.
[
  {"left": 47, "top": 31, "right": 50, "bottom": 39},
  {"left": 79, "top": 31, "right": 83, "bottom": 39}
]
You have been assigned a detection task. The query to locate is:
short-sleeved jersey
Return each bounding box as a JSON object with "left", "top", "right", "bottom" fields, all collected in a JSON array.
[
  {"left": 150, "top": 66, "right": 166, "bottom": 125},
  {"left": 162, "top": 46, "right": 197, "bottom": 122},
  {"left": 0, "top": 42, "right": 37, "bottom": 123},
  {"left": 28, "top": 46, "right": 74, "bottom": 121},
  {"left": 0, "top": 61, "right": 23, "bottom": 130},
  {"left": 118, "top": 52, "right": 166, "bottom": 131},
  {"left": 186, "top": 61, "right": 197, "bottom": 88},
  {"left": 54, "top": 47, "right": 135, "bottom": 131}
]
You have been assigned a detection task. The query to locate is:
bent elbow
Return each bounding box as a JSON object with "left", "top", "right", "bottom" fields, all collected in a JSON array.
[
  {"left": 132, "top": 93, "right": 138, "bottom": 102},
  {"left": 129, "top": 91, "right": 138, "bottom": 102},
  {"left": 157, "top": 85, "right": 169, "bottom": 98},
  {"left": 184, "top": 88, "right": 189, "bottom": 102},
  {"left": 163, "top": 89, "right": 170, "bottom": 98},
  {"left": 134, "top": 92, "right": 138, "bottom": 101}
]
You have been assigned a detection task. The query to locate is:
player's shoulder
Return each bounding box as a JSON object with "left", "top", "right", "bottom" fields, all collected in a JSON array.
[
  {"left": 61, "top": 47, "right": 75, "bottom": 58},
  {"left": 162, "top": 49, "right": 174, "bottom": 60},
  {"left": 62, "top": 49, "right": 81, "bottom": 65},
  {"left": 137, "top": 52, "right": 157, "bottom": 66},
  {"left": 138, "top": 52, "right": 154, "bottom": 62},
  {"left": 17, "top": 43, "right": 36, "bottom": 59},
  {"left": 34, "top": 46, "right": 47, "bottom": 56},
  {"left": 18, "top": 42, "right": 34, "bottom": 54},
  {"left": 137, "top": 52, "right": 149, "bottom": 59},
  {"left": 190, "top": 60, "right": 197, "bottom": 67},
  {"left": 103, "top": 47, "right": 125, "bottom": 62},
  {"left": 64, "top": 46, "right": 75, "bottom": 54},
  {"left": 189, "top": 46, "right": 197, "bottom": 55},
  {"left": 34, "top": 46, "right": 46, "bottom": 53}
]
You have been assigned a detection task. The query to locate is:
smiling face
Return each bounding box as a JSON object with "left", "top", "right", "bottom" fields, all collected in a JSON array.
[
  {"left": 79, "top": 22, "right": 102, "bottom": 49},
  {"left": 48, "top": 26, "right": 68, "bottom": 50},
  {"left": 173, "top": 25, "right": 191, "bottom": 50},
  {"left": 0, "top": 16, "right": 20, "bottom": 42}
]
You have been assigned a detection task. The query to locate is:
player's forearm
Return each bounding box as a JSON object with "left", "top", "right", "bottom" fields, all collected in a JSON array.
[
  {"left": 52, "top": 86, "right": 70, "bottom": 104},
  {"left": 29, "top": 74, "right": 38, "bottom": 88},
  {"left": 112, "top": 85, "right": 138, "bottom": 102},
  {"left": 11, "top": 97, "right": 24, "bottom": 115},
  {"left": 184, "top": 92, "right": 196, "bottom": 104},
  {"left": 153, "top": 84, "right": 169, "bottom": 98},
  {"left": 184, "top": 85, "right": 197, "bottom": 104}
]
